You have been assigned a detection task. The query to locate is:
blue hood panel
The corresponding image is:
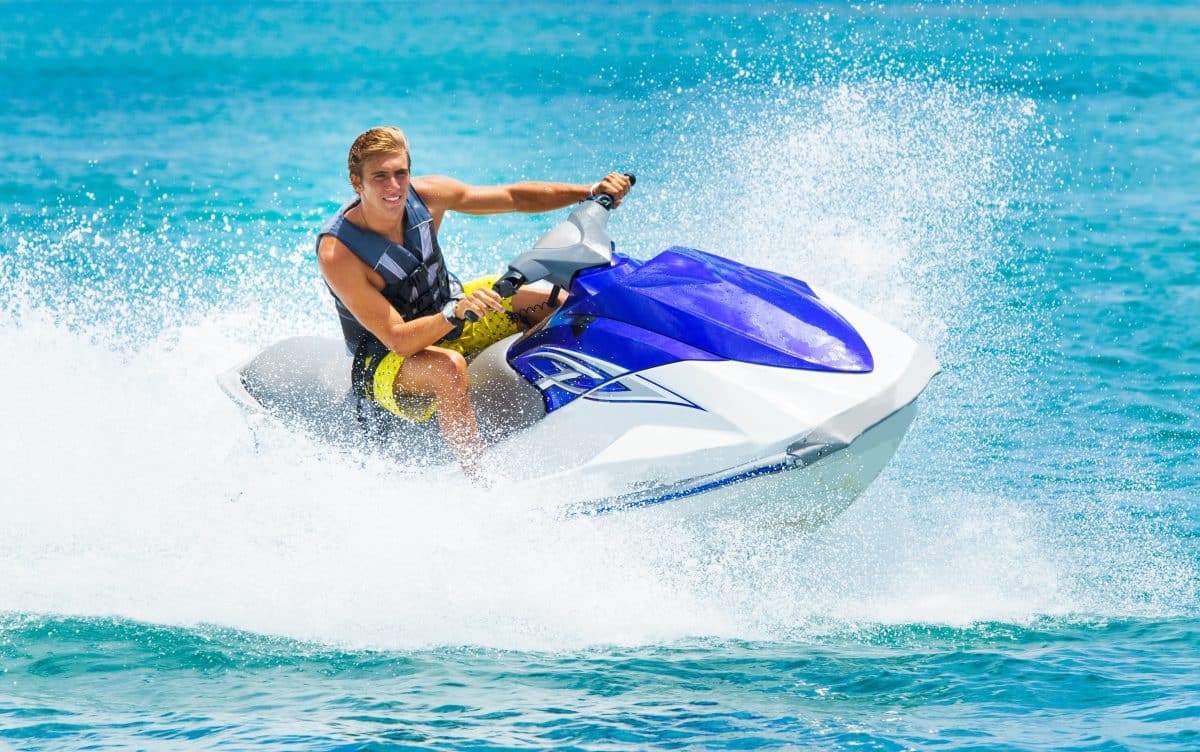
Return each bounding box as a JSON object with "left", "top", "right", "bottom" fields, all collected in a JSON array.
[{"left": 569, "top": 247, "right": 874, "bottom": 373}]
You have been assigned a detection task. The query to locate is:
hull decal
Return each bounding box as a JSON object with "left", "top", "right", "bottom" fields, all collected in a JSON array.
[{"left": 527, "top": 347, "right": 702, "bottom": 410}]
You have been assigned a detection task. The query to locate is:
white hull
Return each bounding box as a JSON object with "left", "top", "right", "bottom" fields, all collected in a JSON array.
[{"left": 561, "top": 402, "right": 916, "bottom": 525}]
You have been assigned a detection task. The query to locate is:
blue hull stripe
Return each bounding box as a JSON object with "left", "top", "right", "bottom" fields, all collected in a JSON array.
[{"left": 567, "top": 457, "right": 796, "bottom": 517}]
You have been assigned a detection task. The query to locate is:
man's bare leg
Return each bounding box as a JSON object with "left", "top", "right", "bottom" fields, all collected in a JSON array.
[
  {"left": 395, "top": 346, "right": 486, "bottom": 480},
  {"left": 511, "top": 286, "right": 568, "bottom": 328}
]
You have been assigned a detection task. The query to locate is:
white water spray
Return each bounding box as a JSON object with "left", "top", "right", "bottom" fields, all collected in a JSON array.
[{"left": 1, "top": 79, "right": 1192, "bottom": 650}]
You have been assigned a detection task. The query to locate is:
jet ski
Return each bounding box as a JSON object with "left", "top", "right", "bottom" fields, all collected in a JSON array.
[{"left": 219, "top": 179, "right": 939, "bottom": 525}]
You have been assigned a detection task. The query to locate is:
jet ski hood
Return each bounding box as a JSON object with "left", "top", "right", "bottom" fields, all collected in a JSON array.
[{"left": 567, "top": 247, "right": 873, "bottom": 372}]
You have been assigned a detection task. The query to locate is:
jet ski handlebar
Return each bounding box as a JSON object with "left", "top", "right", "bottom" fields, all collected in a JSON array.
[
  {"left": 490, "top": 270, "right": 527, "bottom": 300},
  {"left": 472, "top": 173, "right": 636, "bottom": 314}
]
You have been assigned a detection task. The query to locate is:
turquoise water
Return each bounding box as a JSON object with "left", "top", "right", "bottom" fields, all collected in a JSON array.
[{"left": 2, "top": 2, "right": 1198, "bottom": 749}]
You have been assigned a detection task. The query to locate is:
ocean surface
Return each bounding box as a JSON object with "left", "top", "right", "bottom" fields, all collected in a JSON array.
[{"left": 2, "top": 1, "right": 1198, "bottom": 749}]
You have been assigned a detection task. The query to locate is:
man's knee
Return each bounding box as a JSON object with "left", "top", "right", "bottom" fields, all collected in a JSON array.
[{"left": 429, "top": 348, "right": 469, "bottom": 391}]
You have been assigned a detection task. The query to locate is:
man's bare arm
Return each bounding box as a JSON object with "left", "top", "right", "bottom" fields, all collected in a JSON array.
[
  {"left": 317, "top": 236, "right": 503, "bottom": 357},
  {"left": 415, "top": 172, "right": 631, "bottom": 219}
]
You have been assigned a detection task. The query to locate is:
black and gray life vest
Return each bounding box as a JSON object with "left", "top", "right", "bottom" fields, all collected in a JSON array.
[{"left": 317, "top": 186, "right": 463, "bottom": 351}]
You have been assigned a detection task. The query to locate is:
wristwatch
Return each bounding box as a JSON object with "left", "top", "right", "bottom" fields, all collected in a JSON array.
[{"left": 441, "top": 299, "right": 464, "bottom": 325}]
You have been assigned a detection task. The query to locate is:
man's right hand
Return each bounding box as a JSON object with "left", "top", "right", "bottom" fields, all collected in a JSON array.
[{"left": 455, "top": 287, "right": 506, "bottom": 322}]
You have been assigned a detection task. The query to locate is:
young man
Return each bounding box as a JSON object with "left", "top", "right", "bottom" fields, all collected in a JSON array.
[{"left": 317, "top": 126, "right": 632, "bottom": 480}]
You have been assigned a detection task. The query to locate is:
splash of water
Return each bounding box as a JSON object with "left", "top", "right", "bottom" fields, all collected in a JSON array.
[{"left": 1, "top": 74, "right": 1193, "bottom": 650}]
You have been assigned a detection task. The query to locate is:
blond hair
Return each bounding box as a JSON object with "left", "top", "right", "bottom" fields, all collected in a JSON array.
[{"left": 347, "top": 126, "right": 410, "bottom": 185}]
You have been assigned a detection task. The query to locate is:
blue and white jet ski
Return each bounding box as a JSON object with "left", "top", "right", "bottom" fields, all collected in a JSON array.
[{"left": 219, "top": 181, "right": 939, "bottom": 524}]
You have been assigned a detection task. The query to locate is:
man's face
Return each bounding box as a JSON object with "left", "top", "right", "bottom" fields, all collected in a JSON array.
[{"left": 354, "top": 151, "right": 411, "bottom": 214}]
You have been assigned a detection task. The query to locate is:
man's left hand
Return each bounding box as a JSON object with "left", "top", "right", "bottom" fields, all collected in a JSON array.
[{"left": 591, "top": 172, "right": 633, "bottom": 208}]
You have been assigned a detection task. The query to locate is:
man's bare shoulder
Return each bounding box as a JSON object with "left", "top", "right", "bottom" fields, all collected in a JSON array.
[
  {"left": 317, "top": 234, "right": 364, "bottom": 275},
  {"left": 413, "top": 174, "right": 466, "bottom": 194},
  {"left": 412, "top": 175, "right": 468, "bottom": 212}
]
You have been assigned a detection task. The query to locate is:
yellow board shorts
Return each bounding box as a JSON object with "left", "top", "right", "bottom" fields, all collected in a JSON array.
[{"left": 353, "top": 276, "right": 520, "bottom": 422}]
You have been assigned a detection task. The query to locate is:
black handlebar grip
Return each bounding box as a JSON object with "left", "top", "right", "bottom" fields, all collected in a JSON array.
[{"left": 492, "top": 277, "right": 519, "bottom": 298}]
